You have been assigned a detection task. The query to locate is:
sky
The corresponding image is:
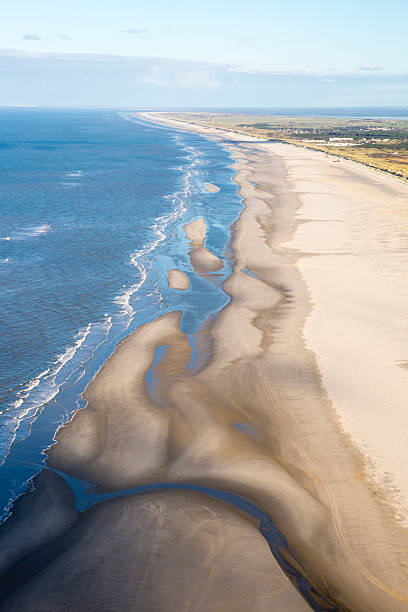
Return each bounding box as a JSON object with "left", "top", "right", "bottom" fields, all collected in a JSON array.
[{"left": 1, "top": 0, "right": 408, "bottom": 107}]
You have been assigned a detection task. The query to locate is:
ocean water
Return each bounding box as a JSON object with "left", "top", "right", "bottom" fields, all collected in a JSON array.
[{"left": 0, "top": 108, "right": 242, "bottom": 518}]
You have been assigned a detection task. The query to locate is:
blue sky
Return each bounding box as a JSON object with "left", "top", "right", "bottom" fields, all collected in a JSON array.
[{"left": 1, "top": 0, "right": 408, "bottom": 107}]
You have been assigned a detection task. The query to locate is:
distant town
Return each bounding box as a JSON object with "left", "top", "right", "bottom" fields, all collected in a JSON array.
[{"left": 164, "top": 113, "right": 408, "bottom": 180}]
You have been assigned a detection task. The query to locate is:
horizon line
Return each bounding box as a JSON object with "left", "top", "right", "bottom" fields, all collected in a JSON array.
[{"left": 1, "top": 104, "right": 408, "bottom": 110}]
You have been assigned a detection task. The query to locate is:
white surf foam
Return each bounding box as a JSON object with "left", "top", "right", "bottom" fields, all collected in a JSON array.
[
  {"left": 25, "top": 224, "right": 51, "bottom": 237},
  {"left": 113, "top": 132, "right": 203, "bottom": 324},
  {"left": 0, "top": 317, "right": 112, "bottom": 467},
  {"left": 0, "top": 118, "right": 211, "bottom": 520},
  {"left": 3, "top": 224, "right": 52, "bottom": 241}
]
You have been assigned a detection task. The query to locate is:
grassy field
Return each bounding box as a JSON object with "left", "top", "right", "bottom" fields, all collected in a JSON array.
[{"left": 158, "top": 113, "right": 408, "bottom": 180}]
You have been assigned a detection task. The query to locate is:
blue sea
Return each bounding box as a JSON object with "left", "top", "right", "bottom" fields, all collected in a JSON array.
[{"left": 0, "top": 108, "right": 242, "bottom": 519}]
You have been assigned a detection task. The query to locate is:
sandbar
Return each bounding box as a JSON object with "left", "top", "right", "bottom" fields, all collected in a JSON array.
[
  {"left": 205, "top": 181, "right": 220, "bottom": 192},
  {"left": 167, "top": 268, "right": 190, "bottom": 290},
  {"left": 183, "top": 217, "right": 223, "bottom": 274}
]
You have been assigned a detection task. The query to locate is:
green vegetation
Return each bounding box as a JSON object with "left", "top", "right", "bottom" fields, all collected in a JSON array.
[{"left": 160, "top": 113, "right": 408, "bottom": 180}]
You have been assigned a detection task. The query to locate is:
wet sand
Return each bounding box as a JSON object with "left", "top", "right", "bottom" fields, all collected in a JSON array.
[
  {"left": 2, "top": 114, "right": 408, "bottom": 611},
  {"left": 167, "top": 268, "right": 190, "bottom": 290},
  {"left": 0, "top": 488, "right": 310, "bottom": 612},
  {"left": 206, "top": 181, "right": 220, "bottom": 193},
  {"left": 184, "top": 217, "right": 223, "bottom": 275}
]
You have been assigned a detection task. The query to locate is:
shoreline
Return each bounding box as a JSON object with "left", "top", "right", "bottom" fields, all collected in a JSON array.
[
  {"left": 139, "top": 112, "right": 408, "bottom": 607},
  {"left": 144, "top": 112, "right": 408, "bottom": 187},
  {"left": 143, "top": 111, "right": 408, "bottom": 517},
  {"left": 1, "top": 112, "right": 408, "bottom": 610}
]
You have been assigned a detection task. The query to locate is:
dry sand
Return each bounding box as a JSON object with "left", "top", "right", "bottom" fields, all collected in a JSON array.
[
  {"left": 278, "top": 143, "right": 408, "bottom": 520},
  {"left": 3, "top": 113, "right": 408, "bottom": 611}
]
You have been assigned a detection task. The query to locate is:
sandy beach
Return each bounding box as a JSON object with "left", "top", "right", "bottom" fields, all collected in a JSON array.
[{"left": 2, "top": 112, "right": 408, "bottom": 611}]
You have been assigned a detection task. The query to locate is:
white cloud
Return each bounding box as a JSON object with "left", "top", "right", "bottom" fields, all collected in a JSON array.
[
  {"left": 136, "top": 63, "right": 220, "bottom": 88},
  {"left": 22, "top": 34, "right": 42, "bottom": 41},
  {"left": 358, "top": 65, "right": 385, "bottom": 71},
  {"left": 234, "top": 35, "right": 253, "bottom": 43},
  {"left": 1, "top": 47, "right": 408, "bottom": 107},
  {"left": 122, "top": 28, "right": 150, "bottom": 35},
  {"left": 0, "top": 48, "right": 404, "bottom": 84}
]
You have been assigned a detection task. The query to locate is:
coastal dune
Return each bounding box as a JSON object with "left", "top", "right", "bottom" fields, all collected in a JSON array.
[{"left": 3, "top": 115, "right": 408, "bottom": 611}]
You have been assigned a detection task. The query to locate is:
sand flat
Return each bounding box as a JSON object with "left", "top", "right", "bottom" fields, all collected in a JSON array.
[
  {"left": 1, "top": 491, "right": 310, "bottom": 612},
  {"left": 5, "top": 114, "right": 408, "bottom": 611}
]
